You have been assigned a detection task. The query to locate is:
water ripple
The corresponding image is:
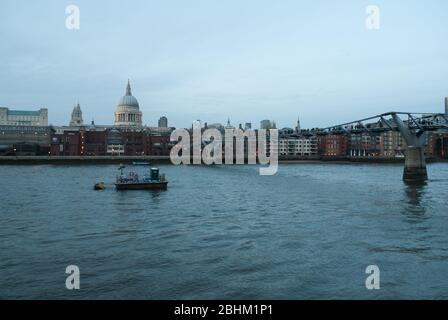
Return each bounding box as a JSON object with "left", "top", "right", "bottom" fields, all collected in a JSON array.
[{"left": 0, "top": 163, "right": 448, "bottom": 299}]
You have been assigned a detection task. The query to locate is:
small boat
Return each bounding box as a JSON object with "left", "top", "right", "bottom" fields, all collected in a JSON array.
[
  {"left": 115, "top": 165, "right": 168, "bottom": 190},
  {"left": 94, "top": 182, "right": 106, "bottom": 190},
  {"left": 132, "top": 161, "right": 150, "bottom": 166}
]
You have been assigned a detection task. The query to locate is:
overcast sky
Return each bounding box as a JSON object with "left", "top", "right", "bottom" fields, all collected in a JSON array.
[{"left": 0, "top": 0, "right": 447, "bottom": 128}]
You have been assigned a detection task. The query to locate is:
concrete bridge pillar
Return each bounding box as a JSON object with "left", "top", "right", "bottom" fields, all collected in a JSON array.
[
  {"left": 403, "top": 146, "right": 427, "bottom": 182},
  {"left": 391, "top": 113, "right": 429, "bottom": 183}
]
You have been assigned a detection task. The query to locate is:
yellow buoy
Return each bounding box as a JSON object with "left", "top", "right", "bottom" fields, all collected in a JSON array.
[{"left": 94, "top": 182, "right": 105, "bottom": 190}]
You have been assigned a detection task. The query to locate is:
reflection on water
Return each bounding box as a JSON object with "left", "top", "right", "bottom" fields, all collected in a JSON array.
[{"left": 403, "top": 181, "right": 427, "bottom": 215}]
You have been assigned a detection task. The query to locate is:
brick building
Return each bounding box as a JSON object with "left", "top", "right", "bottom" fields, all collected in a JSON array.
[
  {"left": 349, "top": 132, "right": 384, "bottom": 157},
  {"left": 427, "top": 132, "right": 448, "bottom": 159},
  {"left": 150, "top": 134, "right": 172, "bottom": 156},
  {"left": 317, "top": 134, "right": 348, "bottom": 156},
  {"left": 50, "top": 126, "right": 172, "bottom": 157},
  {"left": 50, "top": 130, "right": 82, "bottom": 156}
]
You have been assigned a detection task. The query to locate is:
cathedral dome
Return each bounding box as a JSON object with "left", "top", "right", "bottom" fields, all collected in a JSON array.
[
  {"left": 117, "top": 95, "right": 139, "bottom": 109},
  {"left": 114, "top": 80, "right": 143, "bottom": 127},
  {"left": 117, "top": 84, "right": 140, "bottom": 109}
]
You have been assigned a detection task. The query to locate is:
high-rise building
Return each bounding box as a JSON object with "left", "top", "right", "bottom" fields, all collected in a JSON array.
[
  {"left": 69, "top": 103, "right": 83, "bottom": 126},
  {"left": 114, "top": 80, "right": 142, "bottom": 127},
  {"left": 260, "top": 119, "right": 276, "bottom": 130},
  {"left": 0, "top": 107, "right": 48, "bottom": 126},
  {"left": 445, "top": 97, "right": 448, "bottom": 116},
  {"left": 158, "top": 116, "right": 168, "bottom": 128}
]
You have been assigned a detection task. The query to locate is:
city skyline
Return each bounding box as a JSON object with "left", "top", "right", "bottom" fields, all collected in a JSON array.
[{"left": 1, "top": 0, "right": 447, "bottom": 128}]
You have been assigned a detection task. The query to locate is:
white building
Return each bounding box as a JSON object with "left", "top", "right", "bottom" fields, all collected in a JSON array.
[
  {"left": 279, "top": 137, "right": 317, "bottom": 156},
  {"left": 0, "top": 107, "right": 48, "bottom": 126}
]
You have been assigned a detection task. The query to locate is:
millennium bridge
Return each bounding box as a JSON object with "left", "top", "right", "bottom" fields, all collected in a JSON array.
[{"left": 317, "top": 112, "right": 448, "bottom": 182}]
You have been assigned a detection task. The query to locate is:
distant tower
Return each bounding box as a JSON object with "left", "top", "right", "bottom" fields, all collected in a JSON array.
[
  {"left": 69, "top": 102, "right": 83, "bottom": 126},
  {"left": 225, "top": 117, "right": 234, "bottom": 129},
  {"left": 158, "top": 116, "right": 168, "bottom": 128},
  {"left": 295, "top": 116, "right": 301, "bottom": 134},
  {"left": 445, "top": 97, "right": 448, "bottom": 116}
]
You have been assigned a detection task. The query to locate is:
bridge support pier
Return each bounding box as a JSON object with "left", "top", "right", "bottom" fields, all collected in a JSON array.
[
  {"left": 403, "top": 146, "right": 427, "bottom": 182},
  {"left": 390, "top": 113, "right": 429, "bottom": 183}
]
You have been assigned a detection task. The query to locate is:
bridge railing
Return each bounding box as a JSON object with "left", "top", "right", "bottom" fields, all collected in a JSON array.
[{"left": 316, "top": 112, "right": 448, "bottom": 135}]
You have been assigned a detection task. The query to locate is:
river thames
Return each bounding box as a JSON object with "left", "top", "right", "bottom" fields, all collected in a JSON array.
[{"left": 0, "top": 163, "right": 447, "bottom": 299}]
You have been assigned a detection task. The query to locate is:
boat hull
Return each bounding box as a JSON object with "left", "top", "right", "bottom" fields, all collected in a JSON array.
[{"left": 115, "top": 181, "right": 168, "bottom": 190}]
